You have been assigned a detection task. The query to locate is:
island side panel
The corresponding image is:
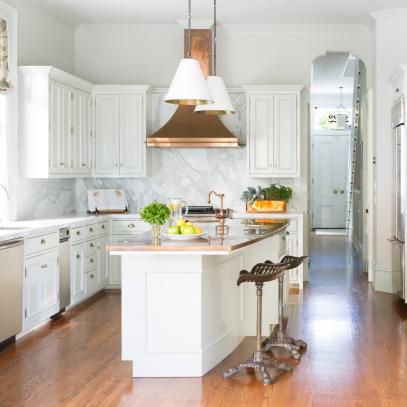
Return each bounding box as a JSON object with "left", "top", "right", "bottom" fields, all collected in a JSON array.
[{"left": 121, "top": 254, "right": 204, "bottom": 377}]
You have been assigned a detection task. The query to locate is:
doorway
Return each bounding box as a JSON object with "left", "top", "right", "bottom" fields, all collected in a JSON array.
[{"left": 309, "top": 52, "right": 371, "bottom": 276}]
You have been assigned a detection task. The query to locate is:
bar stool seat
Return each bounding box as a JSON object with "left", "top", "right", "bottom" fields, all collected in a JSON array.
[
  {"left": 223, "top": 261, "right": 296, "bottom": 385},
  {"left": 263, "top": 255, "right": 308, "bottom": 360}
]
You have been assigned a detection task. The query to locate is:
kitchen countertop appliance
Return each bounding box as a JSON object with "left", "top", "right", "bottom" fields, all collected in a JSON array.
[
  {"left": 390, "top": 96, "right": 406, "bottom": 299},
  {"left": 0, "top": 239, "right": 24, "bottom": 345},
  {"left": 58, "top": 228, "right": 71, "bottom": 311}
]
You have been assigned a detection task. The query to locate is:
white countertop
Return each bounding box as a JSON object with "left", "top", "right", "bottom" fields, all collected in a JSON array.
[
  {"left": 0, "top": 213, "right": 142, "bottom": 243},
  {"left": 0, "top": 210, "right": 304, "bottom": 244}
]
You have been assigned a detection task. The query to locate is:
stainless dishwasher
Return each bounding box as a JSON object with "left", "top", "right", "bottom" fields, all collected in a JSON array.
[{"left": 0, "top": 239, "right": 24, "bottom": 344}]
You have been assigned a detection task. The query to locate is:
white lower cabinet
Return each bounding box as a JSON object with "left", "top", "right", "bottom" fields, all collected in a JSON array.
[
  {"left": 70, "top": 242, "right": 86, "bottom": 305},
  {"left": 24, "top": 248, "right": 59, "bottom": 331},
  {"left": 108, "top": 219, "right": 150, "bottom": 287},
  {"left": 96, "top": 236, "right": 109, "bottom": 288}
]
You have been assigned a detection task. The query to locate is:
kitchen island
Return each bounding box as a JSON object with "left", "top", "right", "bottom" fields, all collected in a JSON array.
[{"left": 107, "top": 219, "right": 288, "bottom": 377}]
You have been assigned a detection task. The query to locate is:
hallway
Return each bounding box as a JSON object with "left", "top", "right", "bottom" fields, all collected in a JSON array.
[{"left": 1, "top": 236, "right": 407, "bottom": 406}]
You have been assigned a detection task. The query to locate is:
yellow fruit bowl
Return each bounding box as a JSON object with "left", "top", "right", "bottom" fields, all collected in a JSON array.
[{"left": 246, "top": 200, "right": 286, "bottom": 213}]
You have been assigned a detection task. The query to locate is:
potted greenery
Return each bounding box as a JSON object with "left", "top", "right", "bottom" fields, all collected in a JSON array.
[
  {"left": 140, "top": 200, "right": 170, "bottom": 244},
  {"left": 241, "top": 184, "right": 293, "bottom": 213}
]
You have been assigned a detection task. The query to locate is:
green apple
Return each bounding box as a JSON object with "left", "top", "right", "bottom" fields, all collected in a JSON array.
[
  {"left": 180, "top": 225, "right": 196, "bottom": 234},
  {"left": 167, "top": 225, "right": 181, "bottom": 234}
]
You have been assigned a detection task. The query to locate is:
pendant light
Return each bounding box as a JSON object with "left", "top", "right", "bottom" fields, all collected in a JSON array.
[
  {"left": 195, "top": 0, "right": 235, "bottom": 115},
  {"left": 335, "top": 86, "right": 349, "bottom": 129},
  {"left": 164, "top": 0, "right": 213, "bottom": 105}
]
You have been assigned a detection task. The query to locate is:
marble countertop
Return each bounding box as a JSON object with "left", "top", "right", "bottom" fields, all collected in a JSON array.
[
  {"left": 0, "top": 213, "right": 142, "bottom": 243},
  {"left": 106, "top": 220, "right": 288, "bottom": 253}
]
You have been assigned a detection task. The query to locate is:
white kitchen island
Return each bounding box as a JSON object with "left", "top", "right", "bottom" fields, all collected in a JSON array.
[{"left": 107, "top": 220, "right": 288, "bottom": 378}]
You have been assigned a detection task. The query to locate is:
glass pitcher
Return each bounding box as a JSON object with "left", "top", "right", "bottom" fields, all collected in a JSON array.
[{"left": 168, "top": 198, "right": 188, "bottom": 224}]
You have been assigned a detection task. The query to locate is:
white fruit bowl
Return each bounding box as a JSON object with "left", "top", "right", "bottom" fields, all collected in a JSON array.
[{"left": 162, "top": 232, "right": 207, "bottom": 241}]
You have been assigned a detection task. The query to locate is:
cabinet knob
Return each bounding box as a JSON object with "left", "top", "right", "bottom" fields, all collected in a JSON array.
[
  {"left": 41, "top": 264, "right": 48, "bottom": 269},
  {"left": 90, "top": 258, "right": 94, "bottom": 263},
  {"left": 90, "top": 273, "right": 95, "bottom": 279},
  {"left": 127, "top": 223, "right": 135, "bottom": 228},
  {"left": 286, "top": 231, "right": 290, "bottom": 236},
  {"left": 90, "top": 243, "right": 94, "bottom": 248},
  {"left": 102, "top": 225, "right": 105, "bottom": 229},
  {"left": 76, "top": 254, "right": 81, "bottom": 259},
  {"left": 89, "top": 227, "right": 94, "bottom": 232},
  {"left": 340, "top": 190, "right": 345, "bottom": 194},
  {"left": 76, "top": 230, "right": 81, "bottom": 235},
  {"left": 41, "top": 239, "right": 46, "bottom": 245},
  {"left": 82, "top": 163, "right": 87, "bottom": 167},
  {"left": 59, "top": 162, "right": 66, "bottom": 166}
]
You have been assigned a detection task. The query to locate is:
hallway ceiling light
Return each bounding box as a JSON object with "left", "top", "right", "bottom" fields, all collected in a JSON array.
[
  {"left": 335, "top": 86, "right": 349, "bottom": 129},
  {"left": 164, "top": 0, "right": 213, "bottom": 106},
  {"left": 195, "top": 0, "right": 235, "bottom": 115}
]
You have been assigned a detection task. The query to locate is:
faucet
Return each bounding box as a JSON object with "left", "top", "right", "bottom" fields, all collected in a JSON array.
[
  {"left": 0, "top": 184, "right": 9, "bottom": 200},
  {"left": 208, "top": 191, "right": 229, "bottom": 236}
]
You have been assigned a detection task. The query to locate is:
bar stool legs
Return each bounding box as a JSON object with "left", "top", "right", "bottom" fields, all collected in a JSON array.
[
  {"left": 223, "top": 283, "right": 292, "bottom": 385},
  {"left": 263, "top": 274, "right": 307, "bottom": 360}
]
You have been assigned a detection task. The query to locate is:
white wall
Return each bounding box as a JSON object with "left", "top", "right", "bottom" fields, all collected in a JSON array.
[
  {"left": 2, "top": 0, "right": 77, "bottom": 219},
  {"left": 75, "top": 24, "right": 371, "bottom": 88},
  {"left": 5, "top": 0, "right": 75, "bottom": 71}
]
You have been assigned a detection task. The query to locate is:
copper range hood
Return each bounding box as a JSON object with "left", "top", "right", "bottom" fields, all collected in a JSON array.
[{"left": 147, "top": 29, "right": 239, "bottom": 148}]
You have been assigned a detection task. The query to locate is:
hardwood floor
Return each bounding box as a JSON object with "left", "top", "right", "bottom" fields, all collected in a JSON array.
[{"left": 2, "top": 236, "right": 407, "bottom": 406}]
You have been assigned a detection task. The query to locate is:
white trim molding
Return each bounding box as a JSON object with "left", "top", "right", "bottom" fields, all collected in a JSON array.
[{"left": 371, "top": 9, "right": 407, "bottom": 20}]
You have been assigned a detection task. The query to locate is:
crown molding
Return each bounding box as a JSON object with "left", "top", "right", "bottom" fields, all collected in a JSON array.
[
  {"left": 371, "top": 8, "right": 407, "bottom": 20},
  {"left": 152, "top": 86, "right": 243, "bottom": 95},
  {"left": 76, "top": 23, "right": 182, "bottom": 32},
  {"left": 176, "top": 19, "right": 213, "bottom": 30},
  {"left": 76, "top": 22, "right": 370, "bottom": 34}
]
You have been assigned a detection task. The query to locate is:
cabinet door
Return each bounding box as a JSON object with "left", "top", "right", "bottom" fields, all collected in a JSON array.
[
  {"left": 71, "top": 242, "right": 85, "bottom": 304},
  {"left": 95, "top": 95, "right": 120, "bottom": 175},
  {"left": 119, "top": 95, "right": 145, "bottom": 176},
  {"left": 40, "top": 250, "right": 60, "bottom": 319},
  {"left": 248, "top": 95, "right": 274, "bottom": 176},
  {"left": 96, "top": 236, "right": 108, "bottom": 287},
  {"left": 49, "top": 81, "right": 72, "bottom": 174},
  {"left": 286, "top": 232, "right": 299, "bottom": 283},
  {"left": 273, "top": 94, "right": 298, "bottom": 176},
  {"left": 24, "top": 256, "right": 43, "bottom": 329},
  {"left": 73, "top": 90, "right": 92, "bottom": 175}
]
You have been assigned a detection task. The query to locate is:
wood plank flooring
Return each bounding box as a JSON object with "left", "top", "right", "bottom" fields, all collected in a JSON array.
[{"left": 2, "top": 236, "right": 407, "bottom": 406}]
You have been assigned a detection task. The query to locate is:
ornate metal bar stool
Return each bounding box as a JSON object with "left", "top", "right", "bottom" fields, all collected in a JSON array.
[
  {"left": 263, "top": 255, "right": 308, "bottom": 360},
  {"left": 223, "top": 261, "right": 296, "bottom": 385}
]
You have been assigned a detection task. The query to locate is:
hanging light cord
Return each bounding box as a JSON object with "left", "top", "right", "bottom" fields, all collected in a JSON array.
[
  {"left": 187, "top": 0, "right": 192, "bottom": 58},
  {"left": 213, "top": 0, "right": 217, "bottom": 75},
  {"left": 339, "top": 86, "right": 343, "bottom": 107}
]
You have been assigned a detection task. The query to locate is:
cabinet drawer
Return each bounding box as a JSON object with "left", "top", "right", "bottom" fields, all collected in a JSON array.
[
  {"left": 71, "top": 227, "right": 85, "bottom": 243},
  {"left": 86, "top": 254, "right": 96, "bottom": 272},
  {"left": 97, "top": 222, "right": 108, "bottom": 236},
  {"left": 111, "top": 220, "right": 149, "bottom": 234},
  {"left": 25, "top": 232, "right": 59, "bottom": 256},
  {"left": 84, "top": 224, "right": 97, "bottom": 240},
  {"left": 85, "top": 239, "right": 96, "bottom": 257}
]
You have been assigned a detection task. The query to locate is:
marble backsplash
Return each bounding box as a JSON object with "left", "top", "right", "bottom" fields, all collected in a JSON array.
[{"left": 19, "top": 90, "right": 303, "bottom": 219}]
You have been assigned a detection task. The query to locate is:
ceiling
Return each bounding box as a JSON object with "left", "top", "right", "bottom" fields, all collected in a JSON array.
[
  {"left": 311, "top": 52, "right": 356, "bottom": 94},
  {"left": 36, "top": 0, "right": 406, "bottom": 26}
]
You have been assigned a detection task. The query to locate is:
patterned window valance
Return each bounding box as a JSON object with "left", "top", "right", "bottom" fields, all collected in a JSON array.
[{"left": 0, "top": 18, "right": 12, "bottom": 93}]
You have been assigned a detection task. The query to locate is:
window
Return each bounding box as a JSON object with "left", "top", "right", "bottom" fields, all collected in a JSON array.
[
  {"left": 313, "top": 107, "right": 352, "bottom": 131},
  {"left": 0, "top": 2, "right": 17, "bottom": 221}
]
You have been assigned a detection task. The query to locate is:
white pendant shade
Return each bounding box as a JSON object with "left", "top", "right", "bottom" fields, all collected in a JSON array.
[
  {"left": 164, "top": 58, "right": 213, "bottom": 105},
  {"left": 194, "top": 76, "right": 235, "bottom": 115}
]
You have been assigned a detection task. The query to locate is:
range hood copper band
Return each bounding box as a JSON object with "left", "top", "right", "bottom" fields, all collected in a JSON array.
[{"left": 146, "top": 138, "right": 239, "bottom": 148}]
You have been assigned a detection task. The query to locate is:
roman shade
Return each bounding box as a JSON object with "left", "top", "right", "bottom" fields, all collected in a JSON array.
[{"left": 0, "top": 19, "right": 12, "bottom": 93}]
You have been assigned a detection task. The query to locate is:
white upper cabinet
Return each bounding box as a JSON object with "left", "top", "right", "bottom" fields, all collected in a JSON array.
[
  {"left": 244, "top": 86, "right": 303, "bottom": 178},
  {"left": 19, "top": 66, "right": 94, "bottom": 178},
  {"left": 94, "top": 85, "right": 150, "bottom": 178}
]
